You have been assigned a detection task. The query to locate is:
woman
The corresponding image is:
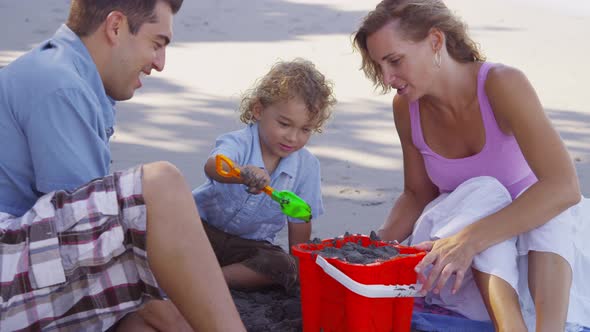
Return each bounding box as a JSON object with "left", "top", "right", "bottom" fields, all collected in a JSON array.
[{"left": 353, "top": 0, "right": 589, "bottom": 330}]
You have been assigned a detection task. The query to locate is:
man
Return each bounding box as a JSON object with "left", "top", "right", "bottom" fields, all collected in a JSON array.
[{"left": 0, "top": 0, "right": 245, "bottom": 331}]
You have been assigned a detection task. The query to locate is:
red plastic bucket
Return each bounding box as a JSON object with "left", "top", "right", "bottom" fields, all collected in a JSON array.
[{"left": 292, "top": 235, "right": 425, "bottom": 332}]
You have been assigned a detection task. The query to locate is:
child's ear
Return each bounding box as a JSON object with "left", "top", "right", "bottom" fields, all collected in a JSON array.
[{"left": 252, "top": 101, "right": 264, "bottom": 120}]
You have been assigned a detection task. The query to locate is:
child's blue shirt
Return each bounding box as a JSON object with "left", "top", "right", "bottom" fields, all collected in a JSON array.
[{"left": 192, "top": 123, "right": 324, "bottom": 243}]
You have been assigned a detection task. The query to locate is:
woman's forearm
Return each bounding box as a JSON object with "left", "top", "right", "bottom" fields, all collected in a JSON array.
[
  {"left": 379, "top": 191, "right": 432, "bottom": 242},
  {"left": 464, "top": 177, "right": 580, "bottom": 253}
]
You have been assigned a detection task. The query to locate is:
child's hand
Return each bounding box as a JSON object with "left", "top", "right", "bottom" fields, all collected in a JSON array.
[{"left": 239, "top": 165, "right": 270, "bottom": 194}]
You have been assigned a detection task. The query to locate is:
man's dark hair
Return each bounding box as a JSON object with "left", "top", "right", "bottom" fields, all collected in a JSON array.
[{"left": 67, "top": 0, "right": 183, "bottom": 37}]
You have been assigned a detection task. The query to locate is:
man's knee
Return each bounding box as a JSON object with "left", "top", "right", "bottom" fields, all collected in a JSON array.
[{"left": 142, "top": 161, "right": 186, "bottom": 192}]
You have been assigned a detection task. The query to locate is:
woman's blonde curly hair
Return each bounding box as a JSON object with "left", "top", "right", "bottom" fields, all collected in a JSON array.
[
  {"left": 353, "top": 0, "right": 485, "bottom": 94},
  {"left": 239, "top": 58, "right": 336, "bottom": 133}
]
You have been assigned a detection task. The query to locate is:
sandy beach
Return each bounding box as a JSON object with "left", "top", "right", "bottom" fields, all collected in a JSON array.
[
  {"left": 1, "top": 0, "right": 589, "bottom": 248},
  {"left": 2, "top": 1, "right": 590, "bottom": 330}
]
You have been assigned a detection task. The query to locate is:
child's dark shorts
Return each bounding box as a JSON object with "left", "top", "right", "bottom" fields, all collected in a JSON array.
[{"left": 202, "top": 221, "right": 298, "bottom": 291}]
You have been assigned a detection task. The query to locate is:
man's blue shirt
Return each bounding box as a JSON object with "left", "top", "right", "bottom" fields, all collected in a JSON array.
[
  {"left": 0, "top": 25, "right": 115, "bottom": 216},
  {"left": 192, "top": 123, "right": 324, "bottom": 243}
]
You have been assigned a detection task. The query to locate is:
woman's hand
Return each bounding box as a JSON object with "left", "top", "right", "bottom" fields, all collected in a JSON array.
[
  {"left": 413, "top": 232, "right": 478, "bottom": 296},
  {"left": 239, "top": 165, "right": 270, "bottom": 194}
]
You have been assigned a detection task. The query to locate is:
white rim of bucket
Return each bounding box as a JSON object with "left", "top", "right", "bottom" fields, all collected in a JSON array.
[{"left": 315, "top": 255, "right": 424, "bottom": 298}]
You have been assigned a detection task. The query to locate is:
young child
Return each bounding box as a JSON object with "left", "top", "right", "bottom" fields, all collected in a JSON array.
[{"left": 192, "top": 58, "right": 336, "bottom": 291}]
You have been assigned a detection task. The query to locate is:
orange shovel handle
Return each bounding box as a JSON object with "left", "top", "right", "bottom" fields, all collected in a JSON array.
[
  {"left": 215, "top": 154, "right": 275, "bottom": 196},
  {"left": 215, "top": 154, "right": 241, "bottom": 179},
  {"left": 262, "top": 186, "right": 274, "bottom": 196}
]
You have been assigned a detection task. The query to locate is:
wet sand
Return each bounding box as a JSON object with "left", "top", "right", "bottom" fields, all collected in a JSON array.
[
  {"left": 1, "top": 0, "right": 588, "bottom": 254},
  {"left": 231, "top": 288, "right": 302, "bottom": 332}
]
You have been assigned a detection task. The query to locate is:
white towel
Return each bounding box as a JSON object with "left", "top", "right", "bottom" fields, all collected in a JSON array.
[
  {"left": 409, "top": 176, "right": 513, "bottom": 321},
  {"left": 408, "top": 176, "right": 590, "bottom": 328}
]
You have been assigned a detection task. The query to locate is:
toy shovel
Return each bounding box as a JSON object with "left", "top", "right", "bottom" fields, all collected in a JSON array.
[{"left": 215, "top": 154, "right": 312, "bottom": 222}]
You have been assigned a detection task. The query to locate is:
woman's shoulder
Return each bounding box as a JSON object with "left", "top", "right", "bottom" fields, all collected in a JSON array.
[
  {"left": 485, "top": 63, "right": 531, "bottom": 97},
  {"left": 392, "top": 94, "right": 412, "bottom": 137},
  {"left": 484, "top": 63, "right": 540, "bottom": 131},
  {"left": 393, "top": 94, "right": 410, "bottom": 117}
]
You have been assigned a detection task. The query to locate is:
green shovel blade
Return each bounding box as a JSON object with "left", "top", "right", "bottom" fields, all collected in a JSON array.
[{"left": 270, "top": 190, "right": 311, "bottom": 222}]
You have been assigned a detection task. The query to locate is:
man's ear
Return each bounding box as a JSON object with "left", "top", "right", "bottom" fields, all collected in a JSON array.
[{"left": 104, "top": 11, "right": 127, "bottom": 46}]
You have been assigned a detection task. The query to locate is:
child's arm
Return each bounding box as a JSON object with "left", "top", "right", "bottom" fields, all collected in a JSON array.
[
  {"left": 204, "top": 156, "right": 270, "bottom": 194},
  {"left": 287, "top": 221, "right": 311, "bottom": 254}
]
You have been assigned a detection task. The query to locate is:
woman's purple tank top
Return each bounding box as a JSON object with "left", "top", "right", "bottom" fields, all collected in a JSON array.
[{"left": 409, "top": 62, "right": 537, "bottom": 199}]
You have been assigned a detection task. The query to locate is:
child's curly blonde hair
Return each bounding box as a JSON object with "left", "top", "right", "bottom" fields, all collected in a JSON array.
[{"left": 239, "top": 58, "right": 336, "bottom": 133}]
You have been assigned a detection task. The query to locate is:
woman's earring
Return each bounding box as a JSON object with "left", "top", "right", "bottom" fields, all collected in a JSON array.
[{"left": 434, "top": 50, "right": 442, "bottom": 68}]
